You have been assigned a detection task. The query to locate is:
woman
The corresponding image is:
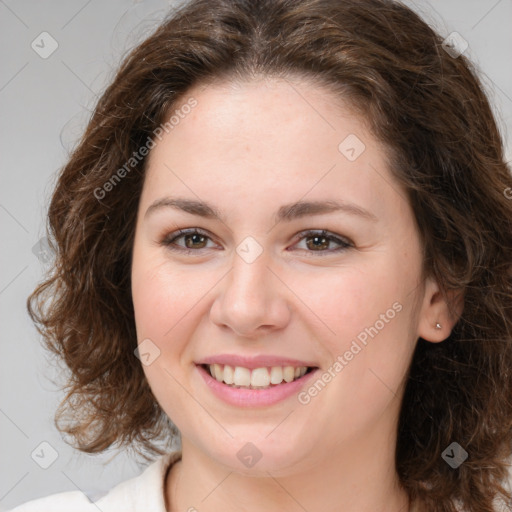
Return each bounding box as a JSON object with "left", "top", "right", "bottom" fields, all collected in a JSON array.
[{"left": 14, "top": 0, "right": 512, "bottom": 511}]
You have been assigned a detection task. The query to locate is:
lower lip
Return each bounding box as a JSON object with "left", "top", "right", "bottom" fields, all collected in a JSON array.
[{"left": 196, "top": 364, "right": 320, "bottom": 407}]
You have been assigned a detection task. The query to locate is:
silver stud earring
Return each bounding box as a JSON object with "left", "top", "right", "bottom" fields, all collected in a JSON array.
[{"left": 435, "top": 322, "right": 442, "bottom": 329}]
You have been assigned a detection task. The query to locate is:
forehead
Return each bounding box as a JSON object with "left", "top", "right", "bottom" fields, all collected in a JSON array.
[
  {"left": 141, "top": 77, "right": 406, "bottom": 224},
  {"left": 158, "top": 76, "right": 361, "bottom": 155}
]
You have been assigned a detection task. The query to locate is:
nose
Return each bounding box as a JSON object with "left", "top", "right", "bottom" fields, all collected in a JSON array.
[{"left": 209, "top": 248, "right": 291, "bottom": 338}]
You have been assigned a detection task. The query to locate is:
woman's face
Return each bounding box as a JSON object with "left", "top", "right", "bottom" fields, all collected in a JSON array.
[{"left": 131, "top": 77, "right": 440, "bottom": 475}]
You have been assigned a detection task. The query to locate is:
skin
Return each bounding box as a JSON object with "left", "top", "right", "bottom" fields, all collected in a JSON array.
[{"left": 130, "top": 76, "right": 458, "bottom": 512}]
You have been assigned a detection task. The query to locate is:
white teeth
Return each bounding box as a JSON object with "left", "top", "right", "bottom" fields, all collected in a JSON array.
[
  {"left": 213, "top": 363, "right": 223, "bottom": 382},
  {"left": 269, "top": 366, "right": 283, "bottom": 384},
  {"left": 205, "top": 364, "right": 311, "bottom": 388},
  {"left": 233, "top": 366, "right": 251, "bottom": 386},
  {"left": 223, "top": 364, "right": 234, "bottom": 384},
  {"left": 250, "top": 368, "right": 269, "bottom": 387},
  {"left": 283, "top": 366, "right": 295, "bottom": 383}
]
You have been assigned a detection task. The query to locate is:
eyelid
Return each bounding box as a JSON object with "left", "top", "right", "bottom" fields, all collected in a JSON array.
[
  {"left": 161, "top": 227, "right": 219, "bottom": 253},
  {"left": 160, "top": 227, "right": 353, "bottom": 255},
  {"left": 291, "top": 229, "right": 353, "bottom": 255}
]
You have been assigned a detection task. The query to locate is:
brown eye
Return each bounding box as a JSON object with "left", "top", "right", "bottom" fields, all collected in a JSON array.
[
  {"left": 305, "top": 233, "right": 330, "bottom": 251},
  {"left": 161, "top": 228, "right": 216, "bottom": 253},
  {"left": 294, "top": 229, "right": 352, "bottom": 255},
  {"left": 183, "top": 233, "right": 208, "bottom": 249}
]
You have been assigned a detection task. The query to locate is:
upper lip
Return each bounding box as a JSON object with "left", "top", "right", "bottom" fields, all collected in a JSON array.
[{"left": 196, "top": 354, "right": 318, "bottom": 369}]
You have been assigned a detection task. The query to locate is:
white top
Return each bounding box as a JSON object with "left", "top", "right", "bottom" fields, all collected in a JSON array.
[
  {"left": 8, "top": 451, "right": 182, "bottom": 512},
  {"left": 7, "top": 450, "right": 511, "bottom": 512}
]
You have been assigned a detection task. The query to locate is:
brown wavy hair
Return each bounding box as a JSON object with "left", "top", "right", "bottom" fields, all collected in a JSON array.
[{"left": 27, "top": 0, "right": 512, "bottom": 510}]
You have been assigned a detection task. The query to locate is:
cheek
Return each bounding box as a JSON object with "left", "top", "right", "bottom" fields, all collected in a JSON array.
[
  {"left": 131, "top": 257, "right": 202, "bottom": 423},
  {"left": 301, "top": 258, "right": 417, "bottom": 407},
  {"left": 302, "top": 262, "right": 406, "bottom": 347},
  {"left": 131, "top": 255, "right": 198, "bottom": 335},
  {"left": 131, "top": 256, "right": 215, "bottom": 382}
]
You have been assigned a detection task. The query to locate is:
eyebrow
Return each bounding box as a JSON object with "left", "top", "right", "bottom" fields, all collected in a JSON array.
[{"left": 144, "top": 197, "right": 378, "bottom": 223}]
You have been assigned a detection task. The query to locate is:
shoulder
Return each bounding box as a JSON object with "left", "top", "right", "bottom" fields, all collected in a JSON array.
[
  {"left": 7, "top": 451, "right": 182, "bottom": 512},
  {"left": 6, "top": 489, "right": 97, "bottom": 512}
]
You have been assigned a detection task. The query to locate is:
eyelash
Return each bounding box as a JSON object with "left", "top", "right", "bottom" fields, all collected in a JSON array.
[{"left": 160, "top": 228, "right": 353, "bottom": 256}]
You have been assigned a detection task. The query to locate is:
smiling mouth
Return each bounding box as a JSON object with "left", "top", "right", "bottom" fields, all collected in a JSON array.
[{"left": 200, "top": 363, "right": 317, "bottom": 389}]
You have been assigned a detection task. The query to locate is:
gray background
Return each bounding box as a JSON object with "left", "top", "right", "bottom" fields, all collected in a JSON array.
[{"left": 1, "top": 0, "right": 511, "bottom": 509}]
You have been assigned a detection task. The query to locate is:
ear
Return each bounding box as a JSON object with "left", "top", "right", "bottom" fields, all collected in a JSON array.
[{"left": 417, "top": 277, "right": 464, "bottom": 343}]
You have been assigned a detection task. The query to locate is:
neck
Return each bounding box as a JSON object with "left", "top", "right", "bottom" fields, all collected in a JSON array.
[{"left": 165, "top": 424, "right": 409, "bottom": 512}]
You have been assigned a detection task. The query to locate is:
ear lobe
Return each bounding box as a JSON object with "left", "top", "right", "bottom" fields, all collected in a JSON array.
[{"left": 417, "top": 277, "right": 464, "bottom": 343}]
